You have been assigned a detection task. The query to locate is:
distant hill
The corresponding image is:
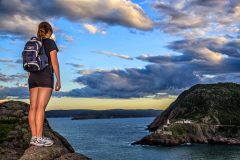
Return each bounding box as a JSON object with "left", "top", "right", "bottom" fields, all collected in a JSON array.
[
  {"left": 148, "top": 82, "right": 240, "bottom": 131},
  {"left": 71, "top": 109, "right": 163, "bottom": 120},
  {"left": 45, "top": 109, "right": 93, "bottom": 118}
]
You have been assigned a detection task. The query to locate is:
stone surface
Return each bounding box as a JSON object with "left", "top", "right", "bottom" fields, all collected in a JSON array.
[
  {"left": 19, "top": 146, "right": 69, "bottom": 160},
  {"left": 55, "top": 153, "right": 92, "bottom": 160},
  {"left": 132, "top": 123, "right": 240, "bottom": 146},
  {"left": 0, "top": 100, "right": 92, "bottom": 160},
  {"left": 12, "top": 110, "right": 24, "bottom": 117}
]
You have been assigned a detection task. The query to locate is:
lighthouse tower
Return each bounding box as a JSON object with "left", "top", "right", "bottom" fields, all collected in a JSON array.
[{"left": 167, "top": 119, "right": 170, "bottom": 124}]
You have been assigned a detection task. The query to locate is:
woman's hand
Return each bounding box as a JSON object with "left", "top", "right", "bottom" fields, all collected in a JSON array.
[{"left": 55, "top": 80, "right": 61, "bottom": 91}]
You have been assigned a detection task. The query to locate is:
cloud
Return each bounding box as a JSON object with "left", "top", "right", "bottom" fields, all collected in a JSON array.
[
  {"left": 0, "top": 85, "right": 69, "bottom": 100},
  {"left": 0, "top": 47, "right": 12, "bottom": 52},
  {"left": 70, "top": 27, "right": 84, "bottom": 33},
  {"left": 0, "top": 59, "right": 13, "bottom": 62},
  {"left": 90, "top": 50, "right": 133, "bottom": 60},
  {"left": 151, "top": 0, "right": 240, "bottom": 37},
  {"left": 137, "top": 36, "right": 239, "bottom": 63},
  {"left": 15, "top": 59, "right": 23, "bottom": 64},
  {"left": 1, "top": 63, "right": 240, "bottom": 100},
  {"left": 71, "top": 57, "right": 81, "bottom": 60},
  {"left": 136, "top": 36, "right": 240, "bottom": 75},
  {"left": 0, "top": 0, "right": 153, "bottom": 39},
  {"left": 58, "top": 45, "right": 68, "bottom": 52},
  {"left": 70, "top": 63, "right": 200, "bottom": 99},
  {"left": 57, "top": 34, "right": 74, "bottom": 42},
  {"left": 0, "top": 86, "right": 30, "bottom": 99},
  {"left": 152, "top": 94, "right": 178, "bottom": 100},
  {"left": 82, "top": 23, "right": 107, "bottom": 35},
  {"left": 0, "top": 73, "right": 27, "bottom": 82},
  {"left": 8, "top": 42, "right": 24, "bottom": 46},
  {"left": 65, "top": 63, "right": 84, "bottom": 68}
]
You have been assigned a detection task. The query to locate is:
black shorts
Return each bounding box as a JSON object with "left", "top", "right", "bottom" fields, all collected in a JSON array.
[{"left": 28, "top": 72, "right": 54, "bottom": 89}]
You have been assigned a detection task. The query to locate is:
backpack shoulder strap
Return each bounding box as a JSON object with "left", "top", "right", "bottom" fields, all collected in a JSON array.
[{"left": 41, "top": 39, "right": 53, "bottom": 74}]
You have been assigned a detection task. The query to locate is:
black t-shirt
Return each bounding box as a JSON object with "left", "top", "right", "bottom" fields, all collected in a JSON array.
[{"left": 41, "top": 38, "right": 59, "bottom": 74}]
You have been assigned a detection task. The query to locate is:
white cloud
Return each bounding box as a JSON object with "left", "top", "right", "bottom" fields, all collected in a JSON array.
[
  {"left": 0, "top": 0, "right": 153, "bottom": 39},
  {"left": 58, "top": 34, "right": 74, "bottom": 42},
  {"left": 0, "top": 59, "right": 13, "bottom": 62},
  {"left": 90, "top": 50, "right": 133, "bottom": 60},
  {"left": 82, "top": 23, "right": 107, "bottom": 35},
  {"left": 58, "top": 45, "right": 68, "bottom": 52}
]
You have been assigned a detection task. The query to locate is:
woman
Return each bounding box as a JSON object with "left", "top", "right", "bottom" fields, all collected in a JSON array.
[{"left": 28, "top": 21, "right": 61, "bottom": 147}]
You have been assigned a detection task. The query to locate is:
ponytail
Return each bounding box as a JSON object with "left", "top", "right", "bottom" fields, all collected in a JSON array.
[{"left": 37, "top": 22, "right": 53, "bottom": 40}]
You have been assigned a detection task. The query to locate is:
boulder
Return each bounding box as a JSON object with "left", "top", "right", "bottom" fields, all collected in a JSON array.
[{"left": 0, "top": 100, "right": 92, "bottom": 160}]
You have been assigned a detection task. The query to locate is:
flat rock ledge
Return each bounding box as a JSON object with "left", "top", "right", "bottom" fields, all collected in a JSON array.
[{"left": 0, "top": 100, "right": 92, "bottom": 160}]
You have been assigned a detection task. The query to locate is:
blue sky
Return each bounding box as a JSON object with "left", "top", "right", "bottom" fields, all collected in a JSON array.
[{"left": 0, "top": 0, "right": 240, "bottom": 110}]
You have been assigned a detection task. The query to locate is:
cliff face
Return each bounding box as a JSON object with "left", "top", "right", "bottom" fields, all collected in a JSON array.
[
  {"left": 148, "top": 82, "right": 240, "bottom": 131},
  {"left": 0, "top": 101, "right": 91, "bottom": 160},
  {"left": 132, "top": 123, "right": 240, "bottom": 146}
]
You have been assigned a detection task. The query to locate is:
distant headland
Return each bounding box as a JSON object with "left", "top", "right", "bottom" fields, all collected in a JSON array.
[
  {"left": 71, "top": 109, "right": 163, "bottom": 120},
  {"left": 132, "top": 82, "right": 240, "bottom": 146}
]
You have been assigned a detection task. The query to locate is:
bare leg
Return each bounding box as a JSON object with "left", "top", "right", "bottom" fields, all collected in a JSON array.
[
  {"left": 29, "top": 87, "right": 39, "bottom": 137},
  {"left": 35, "top": 87, "right": 53, "bottom": 138}
]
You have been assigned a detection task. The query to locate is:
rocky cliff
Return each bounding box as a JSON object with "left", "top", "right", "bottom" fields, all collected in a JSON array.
[
  {"left": 132, "top": 123, "right": 240, "bottom": 146},
  {"left": 0, "top": 100, "right": 91, "bottom": 160},
  {"left": 132, "top": 82, "right": 240, "bottom": 146},
  {"left": 148, "top": 82, "right": 240, "bottom": 131}
]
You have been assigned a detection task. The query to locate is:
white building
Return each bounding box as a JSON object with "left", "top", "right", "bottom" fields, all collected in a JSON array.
[
  {"left": 183, "top": 119, "right": 191, "bottom": 123},
  {"left": 176, "top": 119, "right": 191, "bottom": 124},
  {"left": 176, "top": 120, "right": 183, "bottom": 123}
]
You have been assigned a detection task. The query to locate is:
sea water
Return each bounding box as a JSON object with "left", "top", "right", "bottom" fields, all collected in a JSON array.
[{"left": 47, "top": 117, "right": 240, "bottom": 160}]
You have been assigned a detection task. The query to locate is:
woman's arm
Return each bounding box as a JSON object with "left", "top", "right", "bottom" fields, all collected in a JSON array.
[
  {"left": 28, "top": 72, "right": 30, "bottom": 77},
  {"left": 50, "top": 50, "right": 61, "bottom": 91}
]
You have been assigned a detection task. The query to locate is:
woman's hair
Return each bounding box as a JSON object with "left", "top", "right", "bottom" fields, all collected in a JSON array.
[{"left": 37, "top": 22, "right": 53, "bottom": 40}]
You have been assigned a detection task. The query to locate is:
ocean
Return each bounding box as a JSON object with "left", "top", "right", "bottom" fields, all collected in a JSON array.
[{"left": 47, "top": 117, "right": 240, "bottom": 160}]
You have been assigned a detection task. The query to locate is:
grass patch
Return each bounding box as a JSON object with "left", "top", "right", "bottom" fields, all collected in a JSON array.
[
  {"left": 165, "top": 124, "right": 188, "bottom": 138},
  {"left": 0, "top": 118, "right": 28, "bottom": 144}
]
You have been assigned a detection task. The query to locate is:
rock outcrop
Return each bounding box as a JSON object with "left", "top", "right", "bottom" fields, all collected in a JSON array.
[
  {"left": 148, "top": 82, "right": 240, "bottom": 131},
  {"left": 132, "top": 123, "right": 240, "bottom": 146},
  {"left": 0, "top": 100, "right": 91, "bottom": 160},
  {"left": 133, "top": 82, "right": 240, "bottom": 147}
]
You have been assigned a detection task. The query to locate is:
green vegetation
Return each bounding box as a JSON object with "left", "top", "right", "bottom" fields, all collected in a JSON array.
[
  {"left": 0, "top": 118, "right": 28, "bottom": 143},
  {"left": 158, "top": 82, "right": 240, "bottom": 126},
  {"left": 218, "top": 125, "right": 240, "bottom": 138},
  {"left": 164, "top": 124, "right": 190, "bottom": 138}
]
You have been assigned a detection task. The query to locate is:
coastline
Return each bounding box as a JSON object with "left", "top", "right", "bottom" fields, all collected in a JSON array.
[{"left": 131, "top": 123, "right": 240, "bottom": 147}]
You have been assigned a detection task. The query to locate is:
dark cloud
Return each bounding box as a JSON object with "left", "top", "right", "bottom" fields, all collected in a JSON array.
[
  {"left": 1, "top": 63, "right": 240, "bottom": 100},
  {"left": 0, "top": 86, "right": 29, "bottom": 99},
  {"left": 15, "top": 59, "right": 23, "bottom": 64},
  {"left": 224, "top": 34, "right": 234, "bottom": 39},
  {"left": 0, "top": 73, "right": 27, "bottom": 82},
  {"left": 136, "top": 37, "right": 240, "bottom": 75},
  {"left": 0, "top": 85, "right": 69, "bottom": 100},
  {"left": 70, "top": 63, "right": 200, "bottom": 99},
  {"left": 150, "top": 0, "right": 240, "bottom": 37},
  {"left": 129, "top": 29, "right": 137, "bottom": 34}
]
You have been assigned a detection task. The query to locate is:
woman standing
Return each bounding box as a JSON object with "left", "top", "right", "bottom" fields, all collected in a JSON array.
[{"left": 28, "top": 21, "right": 61, "bottom": 147}]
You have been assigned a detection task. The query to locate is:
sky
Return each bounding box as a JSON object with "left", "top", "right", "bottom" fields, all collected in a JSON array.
[{"left": 0, "top": 0, "right": 240, "bottom": 111}]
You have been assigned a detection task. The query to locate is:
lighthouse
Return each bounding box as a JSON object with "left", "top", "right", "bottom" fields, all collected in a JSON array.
[{"left": 167, "top": 119, "right": 170, "bottom": 124}]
